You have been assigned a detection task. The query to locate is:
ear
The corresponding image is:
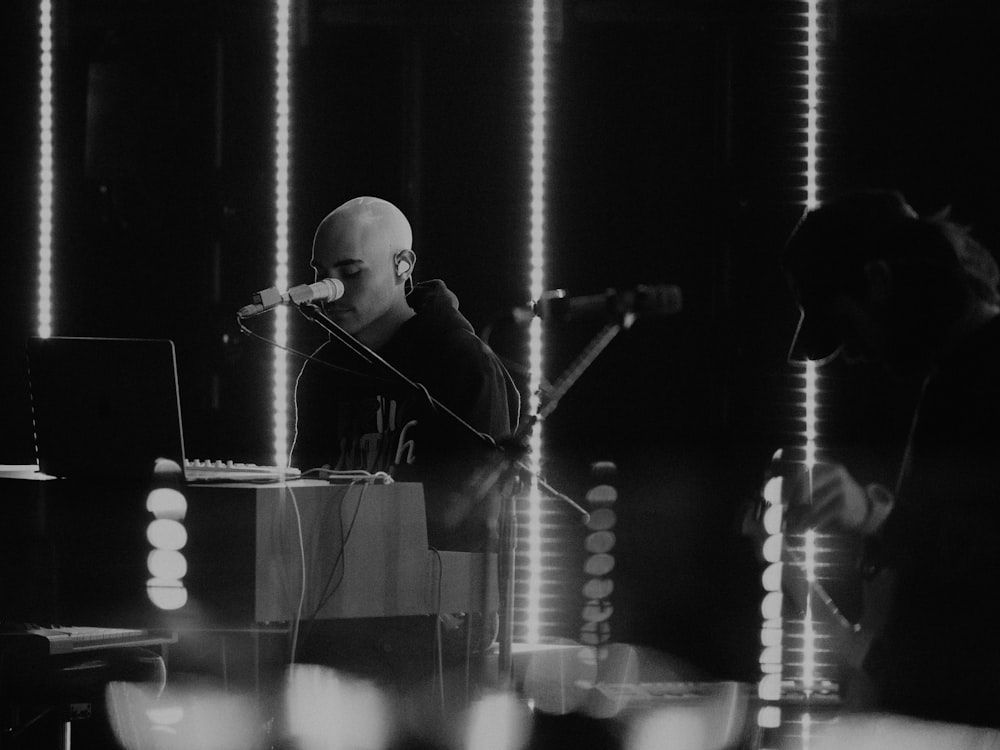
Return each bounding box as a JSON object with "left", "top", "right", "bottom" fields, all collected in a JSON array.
[
  {"left": 863, "top": 259, "right": 893, "bottom": 305},
  {"left": 395, "top": 249, "right": 415, "bottom": 278}
]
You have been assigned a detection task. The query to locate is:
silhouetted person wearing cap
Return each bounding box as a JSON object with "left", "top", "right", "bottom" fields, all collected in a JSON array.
[{"left": 782, "top": 189, "right": 1000, "bottom": 728}]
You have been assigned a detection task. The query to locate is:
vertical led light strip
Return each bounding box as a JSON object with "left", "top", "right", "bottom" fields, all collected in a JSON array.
[
  {"left": 800, "top": 367, "right": 819, "bottom": 693},
  {"left": 804, "top": 0, "right": 821, "bottom": 210},
  {"left": 520, "top": 0, "right": 549, "bottom": 646},
  {"left": 758, "top": 2, "right": 825, "bottom": 745},
  {"left": 37, "top": 0, "right": 55, "bottom": 338},
  {"left": 272, "top": 0, "right": 292, "bottom": 466},
  {"left": 800, "top": 0, "right": 823, "bottom": 698}
]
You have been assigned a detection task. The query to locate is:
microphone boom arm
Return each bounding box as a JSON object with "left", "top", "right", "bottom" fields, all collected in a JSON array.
[{"left": 295, "top": 303, "right": 497, "bottom": 451}]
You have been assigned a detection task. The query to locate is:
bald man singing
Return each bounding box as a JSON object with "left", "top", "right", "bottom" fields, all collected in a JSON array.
[
  {"left": 293, "top": 196, "right": 520, "bottom": 551},
  {"left": 289, "top": 196, "right": 519, "bottom": 691},
  {"left": 309, "top": 196, "right": 418, "bottom": 350}
]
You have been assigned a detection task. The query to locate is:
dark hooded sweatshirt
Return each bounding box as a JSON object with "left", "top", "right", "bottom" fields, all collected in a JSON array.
[{"left": 292, "top": 279, "right": 520, "bottom": 551}]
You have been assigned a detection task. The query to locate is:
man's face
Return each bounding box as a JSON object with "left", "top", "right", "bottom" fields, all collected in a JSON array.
[{"left": 310, "top": 214, "right": 400, "bottom": 338}]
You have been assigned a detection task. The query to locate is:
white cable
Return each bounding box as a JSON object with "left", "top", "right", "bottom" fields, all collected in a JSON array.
[
  {"left": 287, "top": 484, "right": 306, "bottom": 666},
  {"left": 288, "top": 342, "right": 326, "bottom": 469}
]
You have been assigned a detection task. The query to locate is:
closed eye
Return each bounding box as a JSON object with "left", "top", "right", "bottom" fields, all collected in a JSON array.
[{"left": 311, "top": 261, "right": 363, "bottom": 280}]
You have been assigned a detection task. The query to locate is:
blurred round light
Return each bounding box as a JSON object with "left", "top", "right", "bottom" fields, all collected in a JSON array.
[
  {"left": 760, "top": 626, "right": 782, "bottom": 647},
  {"left": 147, "top": 579, "right": 188, "bottom": 610},
  {"left": 589, "top": 461, "right": 617, "bottom": 479},
  {"left": 585, "top": 484, "right": 618, "bottom": 506},
  {"left": 762, "top": 534, "right": 783, "bottom": 563},
  {"left": 763, "top": 476, "right": 783, "bottom": 506},
  {"left": 146, "top": 704, "right": 185, "bottom": 726},
  {"left": 763, "top": 502, "right": 784, "bottom": 536},
  {"left": 762, "top": 562, "right": 783, "bottom": 592},
  {"left": 146, "top": 487, "right": 187, "bottom": 520},
  {"left": 585, "top": 530, "right": 615, "bottom": 554},
  {"left": 586, "top": 507, "right": 616, "bottom": 531},
  {"left": 757, "top": 705, "right": 781, "bottom": 729},
  {"left": 759, "top": 645, "right": 782, "bottom": 665},
  {"left": 761, "top": 591, "right": 783, "bottom": 621},
  {"left": 147, "top": 549, "right": 188, "bottom": 580},
  {"left": 153, "top": 457, "right": 184, "bottom": 479},
  {"left": 463, "top": 691, "right": 532, "bottom": 750},
  {"left": 758, "top": 673, "right": 782, "bottom": 701},
  {"left": 284, "top": 664, "right": 393, "bottom": 750},
  {"left": 583, "top": 553, "right": 615, "bottom": 577},
  {"left": 582, "top": 601, "right": 613, "bottom": 624},
  {"left": 147, "top": 519, "right": 188, "bottom": 551},
  {"left": 582, "top": 578, "right": 614, "bottom": 600}
]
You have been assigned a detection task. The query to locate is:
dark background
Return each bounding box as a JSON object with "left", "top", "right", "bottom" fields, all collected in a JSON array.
[{"left": 3, "top": 0, "right": 999, "bottom": 682}]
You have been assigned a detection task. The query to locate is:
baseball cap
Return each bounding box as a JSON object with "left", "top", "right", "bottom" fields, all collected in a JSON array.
[{"left": 782, "top": 189, "right": 918, "bottom": 363}]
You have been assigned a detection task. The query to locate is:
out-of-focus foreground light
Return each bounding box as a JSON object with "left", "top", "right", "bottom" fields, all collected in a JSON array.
[
  {"left": 622, "top": 680, "right": 747, "bottom": 750},
  {"left": 146, "top": 459, "right": 189, "bottom": 611},
  {"left": 146, "top": 487, "right": 187, "bottom": 521},
  {"left": 284, "top": 664, "right": 393, "bottom": 750},
  {"left": 462, "top": 692, "right": 533, "bottom": 750},
  {"left": 581, "top": 465, "right": 617, "bottom": 657},
  {"left": 106, "top": 681, "right": 260, "bottom": 750}
]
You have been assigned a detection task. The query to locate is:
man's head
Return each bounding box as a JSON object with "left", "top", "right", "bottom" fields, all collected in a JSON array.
[
  {"left": 311, "top": 196, "right": 416, "bottom": 348},
  {"left": 783, "top": 189, "right": 999, "bottom": 374}
]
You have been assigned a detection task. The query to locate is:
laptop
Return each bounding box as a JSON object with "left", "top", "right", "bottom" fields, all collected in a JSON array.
[
  {"left": 26, "top": 336, "right": 188, "bottom": 481},
  {"left": 25, "top": 336, "right": 297, "bottom": 483}
]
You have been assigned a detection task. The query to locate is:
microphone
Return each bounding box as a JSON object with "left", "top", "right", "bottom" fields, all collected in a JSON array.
[
  {"left": 237, "top": 278, "right": 345, "bottom": 319},
  {"left": 511, "top": 284, "right": 683, "bottom": 324}
]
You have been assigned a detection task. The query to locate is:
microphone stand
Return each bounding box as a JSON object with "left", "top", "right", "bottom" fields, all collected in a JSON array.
[
  {"left": 294, "top": 304, "right": 529, "bottom": 689},
  {"left": 295, "top": 304, "right": 497, "bottom": 450},
  {"left": 295, "top": 303, "right": 602, "bottom": 691}
]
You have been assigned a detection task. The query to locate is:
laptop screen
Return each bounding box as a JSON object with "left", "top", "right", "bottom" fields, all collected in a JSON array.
[{"left": 26, "top": 336, "right": 187, "bottom": 481}]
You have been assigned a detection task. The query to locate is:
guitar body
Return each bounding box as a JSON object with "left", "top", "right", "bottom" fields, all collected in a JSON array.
[
  {"left": 837, "top": 552, "right": 896, "bottom": 712},
  {"left": 748, "top": 456, "right": 895, "bottom": 748}
]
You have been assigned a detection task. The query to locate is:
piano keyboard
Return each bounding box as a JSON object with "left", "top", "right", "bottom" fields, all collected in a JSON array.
[
  {"left": 0, "top": 626, "right": 176, "bottom": 656},
  {"left": 184, "top": 459, "right": 301, "bottom": 484}
]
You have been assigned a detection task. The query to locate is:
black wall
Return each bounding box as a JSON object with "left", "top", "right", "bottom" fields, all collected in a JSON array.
[{"left": 3, "top": 0, "right": 1000, "bottom": 681}]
